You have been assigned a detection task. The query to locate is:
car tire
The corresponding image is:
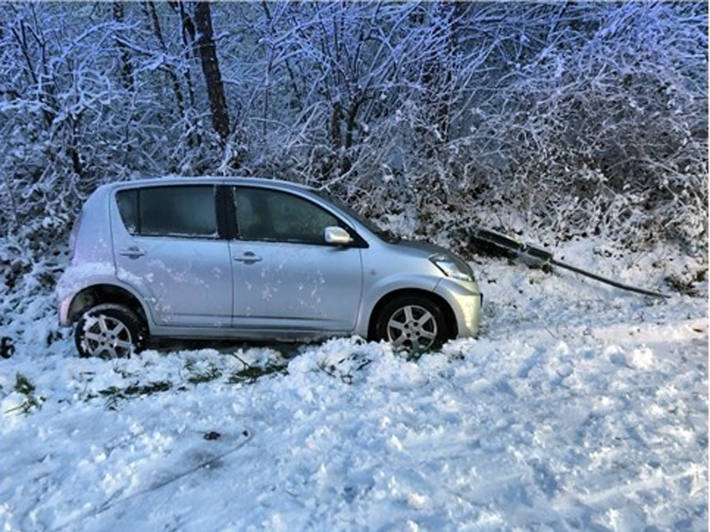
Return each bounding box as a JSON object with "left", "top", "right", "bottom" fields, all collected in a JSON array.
[
  {"left": 75, "top": 303, "right": 147, "bottom": 358},
  {"left": 374, "top": 295, "right": 451, "bottom": 352}
]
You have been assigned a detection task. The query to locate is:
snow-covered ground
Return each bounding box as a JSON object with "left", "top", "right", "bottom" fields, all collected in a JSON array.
[{"left": 1, "top": 238, "right": 707, "bottom": 531}]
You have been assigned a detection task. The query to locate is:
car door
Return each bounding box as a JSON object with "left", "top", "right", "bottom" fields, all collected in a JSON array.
[
  {"left": 112, "top": 184, "right": 232, "bottom": 328},
  {"left": 229, "top": 186, "right": 363, "bottom": 333}
]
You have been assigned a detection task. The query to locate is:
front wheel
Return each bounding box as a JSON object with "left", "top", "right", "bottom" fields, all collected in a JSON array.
[
  {"left": 75, "top": 304, "right": 147, "bottom": 358},
  {"left": 374, "top": 295, "right": 451, "bottom": 352}
]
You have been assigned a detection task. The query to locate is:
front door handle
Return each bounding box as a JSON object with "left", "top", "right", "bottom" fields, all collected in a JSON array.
[
  {"left": 119, "top": 246, "right": 146, "bottom": 259},
  {"left": 233, "top": 251, "right": 262, "bottom": 264}
]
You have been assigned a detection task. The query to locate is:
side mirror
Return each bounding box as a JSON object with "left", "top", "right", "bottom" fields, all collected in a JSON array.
[{"left": 324, "top": 226, "right": 353, "bottom": 245}]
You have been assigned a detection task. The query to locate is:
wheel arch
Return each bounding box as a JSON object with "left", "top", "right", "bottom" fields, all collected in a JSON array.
[
  {"left": 366, "top": 288, "right": 458, "bottom": 340},
  {"left": 67, "top": 283, "right": 150, "bottom": 329}
]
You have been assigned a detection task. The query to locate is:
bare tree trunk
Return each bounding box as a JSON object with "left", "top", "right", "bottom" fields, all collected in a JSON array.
[
  {"left": 420, "top": 2, "right": 465, "bottom": 149},
  {"left": 113, "top": 3, "right": 134, "bottom": 92},
  {"left": 1, "top": 171, "right": 18, "bottom": 232},
  {"left": 193, "top": 2, "right": 230, "bottom": 141},
  {"left": 145, "top": 1, "right": 185, "bottom": 117},
  {"left": 172, "top": 1, "right": 197, "bottom": 109}
]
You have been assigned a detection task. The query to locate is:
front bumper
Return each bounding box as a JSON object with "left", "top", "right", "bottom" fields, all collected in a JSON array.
[{"left": 434, "top": 278, "right": 483, "bottom": 337}]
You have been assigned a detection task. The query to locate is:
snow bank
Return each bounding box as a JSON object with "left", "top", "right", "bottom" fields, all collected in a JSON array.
[{"left": 0, "top": 240, "right": 706, "bottom": 530}]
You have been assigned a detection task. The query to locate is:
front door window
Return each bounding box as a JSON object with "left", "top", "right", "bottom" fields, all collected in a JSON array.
[{"left": 233, "top": 187, "right": 342, "bottom": 244}]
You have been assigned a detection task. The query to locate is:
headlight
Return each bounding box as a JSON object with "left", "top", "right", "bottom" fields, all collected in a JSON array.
[{"left": 429, "top": 254, "right": 474, "bottom": 282}]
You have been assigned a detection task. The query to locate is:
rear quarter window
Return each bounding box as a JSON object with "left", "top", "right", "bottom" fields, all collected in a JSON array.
[
  {"left": 116, "top": 189, "right": 138, "bottom": 234},
  {"left": 116, "top": 185, "right": 217, "bottom": 238}
]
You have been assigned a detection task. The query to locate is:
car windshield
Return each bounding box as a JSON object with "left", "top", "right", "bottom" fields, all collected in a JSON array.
[{"left": 314, "top": 191, "right": 400, "bottom": 243}]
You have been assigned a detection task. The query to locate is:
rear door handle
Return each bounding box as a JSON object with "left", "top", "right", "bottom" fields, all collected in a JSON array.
[
  {"left": 233, "top": 251, "right": 262, "bottom": 264},
  {"left": 119, "top": 246, "right": 146, "bottom": 259}
]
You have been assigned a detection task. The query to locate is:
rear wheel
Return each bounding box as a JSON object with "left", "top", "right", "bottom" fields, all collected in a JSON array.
[
  {"left": 75, "top": 304, "right": 147, "bottom": 358},
  {"left": 374, "top": 295, "right": 451, "bottom": 352}
]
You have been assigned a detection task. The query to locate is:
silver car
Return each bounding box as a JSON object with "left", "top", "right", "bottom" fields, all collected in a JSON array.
[{"left": 57, "top": 177, "right": 482, "bottom": 357}]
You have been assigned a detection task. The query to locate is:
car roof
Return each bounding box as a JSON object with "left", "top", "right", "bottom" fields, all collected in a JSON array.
[{"left": 105, "top": 176, "right": 316, "bottom": 194}]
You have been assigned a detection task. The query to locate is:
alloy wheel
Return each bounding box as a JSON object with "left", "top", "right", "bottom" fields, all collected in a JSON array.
[
  {"left": 386, "top": 304, "right": 438, "bottom": 352},
  {"left": 81, "top": 314, "right": 134, "bottom": 358}
]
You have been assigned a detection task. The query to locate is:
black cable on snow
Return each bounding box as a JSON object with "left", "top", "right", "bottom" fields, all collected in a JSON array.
[
  {"left": 467, "top": 228, "right": 669, "bottom": 299},
  {"left": 549, "top": 258, "right": 669, "bottom": 299},
  {"left": 52, "top": 428, "right": 253, "bottom": 531}
]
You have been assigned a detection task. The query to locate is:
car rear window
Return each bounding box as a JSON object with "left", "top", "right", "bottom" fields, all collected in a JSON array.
[{"left": 116, "top": 185, "right": 217, "bottom": 238}]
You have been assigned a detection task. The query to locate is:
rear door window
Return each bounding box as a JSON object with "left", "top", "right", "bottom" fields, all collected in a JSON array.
[{"left": 116, "top": 185, "right": 217, "bottom": 238}]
